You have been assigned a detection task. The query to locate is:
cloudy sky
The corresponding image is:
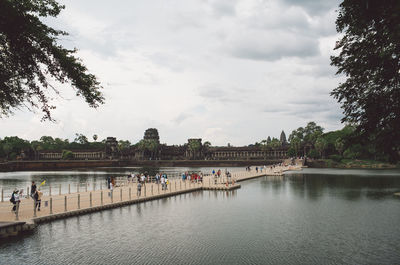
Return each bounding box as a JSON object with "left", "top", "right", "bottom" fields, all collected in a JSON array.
[{"left": 1, "top": 0, "right": 344, "bottom": 146}]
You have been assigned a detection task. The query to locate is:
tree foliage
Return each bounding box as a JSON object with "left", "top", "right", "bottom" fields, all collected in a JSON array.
[
  {"left": 137, "top": 139, "right": 159, "bottom": 159},
  {"left": 0, "top": 0, "right": 104, "bottom": 120},
  {"left": 61, "top": 149, "right": 73, "bottom": 160},
  {"left": 331, "top": 0, "right": 400, "bottom": 161},
  {"left": 315, "top": 137, "right": 328, "bottom": 158},
  {"left": 288, "top": 121, "right": 324, "bottom": 156}
]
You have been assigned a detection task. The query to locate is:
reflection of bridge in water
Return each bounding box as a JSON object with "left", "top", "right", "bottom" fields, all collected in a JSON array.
[{"left": 0, "top": 162, "right": 303, "bottom": 238}]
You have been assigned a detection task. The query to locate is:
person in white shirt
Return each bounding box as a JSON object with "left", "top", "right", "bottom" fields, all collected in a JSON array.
[
  {"left": 161, "top": 175, "right": 165, "bottom": 190},
  {"left": 141, "top": 174, "right": 146, "bottom": 184},
  {"left": 109, "top": 182, "right": 113, "bottom": 198}
]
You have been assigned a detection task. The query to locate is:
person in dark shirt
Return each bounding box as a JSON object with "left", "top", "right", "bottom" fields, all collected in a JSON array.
[{"left": 30, "top": 181, "right": 37, "bottom": 199}]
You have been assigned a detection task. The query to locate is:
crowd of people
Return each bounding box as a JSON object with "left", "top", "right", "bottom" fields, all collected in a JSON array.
[
  {"left": 9, "top": 181, "right": 43, "bottom": 215},
  {"left": 8, "top": 165, "right": 294, "bottom": 214},
  {"left": 181, "top": 172, "right": 203, "bottom": 182}
]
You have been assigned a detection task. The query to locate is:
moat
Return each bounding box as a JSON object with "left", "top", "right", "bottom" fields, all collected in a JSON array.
[{"left": 1, "top": 167, "right": 400, "bottom": 265}]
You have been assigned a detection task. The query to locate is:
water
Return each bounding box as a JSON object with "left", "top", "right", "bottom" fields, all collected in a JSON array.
[
  {"left": 1, "top": 167, "right": 400, "bottom": 264},
  {"left": 0, "top": 166, "right": 239, "bottom": 198}
]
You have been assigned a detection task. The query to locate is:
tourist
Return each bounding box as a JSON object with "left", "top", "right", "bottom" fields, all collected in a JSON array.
[
  {"left": 137, "top": 182, "right": 142, "bottom": 197},
  {"left": 182, "top": 172, "right": 186, "bottom": 181},
  {"left": 107, "top": 176, "right": 111, "bottom": 189},
  {"left": 30, "top": 181, "right": 37, "bottom": 199},
  {"left": 11, "top": 189, "right": 22, "bottom": 214},
  {"left": 165, "top": 176, "right": 169, "bottom": 190},
  {"left": 34, "top": 189, "right": 43, "bottom": 211},
  {"left": 109, "top": 181, "right": 114, "bottom": 197},
  {"left": 161, "top": 174, "right": 165, "bottom": 190},
  {"left": 157, "top": 173, "right": 160, "bottom": 183},
  {"left": 130, "top": 173, "right": 135, "bottom": 183},
  {"left": 111, "top": 177, "right": 116, "bottom": 188},
  {"left": 256, "top": 167, "right": 258, "bottom": 173},
  {"left": 141, "top": 174, "right": 146, "bottom": 184},
  {"left": 212, "top": 169, "right": 215, "bottom": 175},
  {"left": 10, "top": 189, "right": 16, "bottom": 212}
]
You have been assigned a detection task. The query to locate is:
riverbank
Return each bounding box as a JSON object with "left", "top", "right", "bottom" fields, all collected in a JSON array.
[
  {"left": 0, "top": 159, "right": 284, "bottom": 172},
  {"left": 307, "top": 159, "right": 399, "bottom": 169}
]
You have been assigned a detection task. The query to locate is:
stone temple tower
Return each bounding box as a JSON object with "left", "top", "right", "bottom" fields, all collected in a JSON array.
[
  {"left": 280, "top": 130, "right": 287, "bottom": 145},
  {"left": 143, "top": 128, "right": 160, "bottom": 143}
]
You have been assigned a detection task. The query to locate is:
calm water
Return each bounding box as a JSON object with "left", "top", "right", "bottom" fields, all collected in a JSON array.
[
  {"left": 0, "top": 167, "right": 240, "bottom": 198},
  {"left": 1, "top": 168, "right": 400, "bottom": 265}
]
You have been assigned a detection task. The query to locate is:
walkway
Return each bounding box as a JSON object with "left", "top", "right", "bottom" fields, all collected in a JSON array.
[{"left": 0, "top": 165, "right": 302, "bottom": 224}]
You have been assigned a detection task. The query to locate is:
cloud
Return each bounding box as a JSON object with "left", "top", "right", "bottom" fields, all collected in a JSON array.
[
  {"left": 280, "top": 0, "right": 341, "bottom": 15},
  {"left": 228, "top": 29, "right": 319, "bottom": 61},
  {"left": 0, "top": 0, "right": 345, "bottom": 146},
  {"left": 205, "top": 0, "right": 238, "bottom": 17},
  {"left": 173, "top": 113, "right": 192, "bottom": 125}
]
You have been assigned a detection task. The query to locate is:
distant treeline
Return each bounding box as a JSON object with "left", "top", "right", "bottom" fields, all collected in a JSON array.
[
  {"left": 0, "top": 134, "right": 109, "bottom": 160},
  {"left": 282, "top": 122, "right": 394, "bottom": 163},
  {"left": 0, "top": 121, "right": 397, "bottom": 163}
]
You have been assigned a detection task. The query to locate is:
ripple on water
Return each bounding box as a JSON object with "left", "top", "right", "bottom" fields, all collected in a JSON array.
[{"left": 1, "top": 170, "right": 400, "bottom": 265}]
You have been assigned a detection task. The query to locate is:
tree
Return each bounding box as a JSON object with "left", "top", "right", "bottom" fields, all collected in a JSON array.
[
  {"left": 136, "top": 139, "right": 159, "bottom": 159},
  {"left": 2, "top": 142, "right": 12, "bottom": 159},
  {"left": 74, "top": 133, "right": 89, "bottom": 145},
  {"left": 290, "top": 137, "right": 301, "bottom": 156},
  {"left": 0, "top": 136, "right": 31, "bottom": 159},
  {"left": 203, "top": 141, "right": 211, "bottom": 159},
  {"left": 315, "top": 137, "right": 328, "bottom": 158},
  {"left": 0, "top": 0, "right": 104, "bottom": 120},
  {"left": 335, "top": 138, "right": 345, "bottom": 155},
  {"left": 303, "top": 122, "right": 324, "bottom": 146},
  {"left": 203, "top": 141, "right": 211, "bottom": 148},
  {"left": 260, "top": 140, "right": 269, "bottom": 159},
  {"left": 93, "top": 134, "right": 98, "bottom": 142},
  {"left": 62, "top": 150, "right": 73, "bottom": 160},
  {"left": 188, "top": 140, "right": 201, "bottom": 159},
  {"left": 269, "top": 138, "right": 281, "bottom": 149},
  {"left": 331, "top": 0, "right": 400, "bottom": 162},
  {"left": 118, "top": 140, "right": 131, "bottom": 151}
]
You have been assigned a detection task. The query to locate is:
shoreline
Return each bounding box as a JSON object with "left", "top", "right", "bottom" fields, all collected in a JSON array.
[{"left": 306, "top": 159, "right": 399, "bottom": 169}]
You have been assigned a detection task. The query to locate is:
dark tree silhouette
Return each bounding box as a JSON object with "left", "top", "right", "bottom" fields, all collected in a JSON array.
[
  {"left": 0, "top": 0, "right": 104, "bottom": 120},
  {"left": 331, "top": 0, "right": 400, "bottom": 161}
]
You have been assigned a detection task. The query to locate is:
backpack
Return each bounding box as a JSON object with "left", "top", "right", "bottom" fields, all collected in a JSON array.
[{"left": 10, "top": 193, "right": 15, "bottom": 204}]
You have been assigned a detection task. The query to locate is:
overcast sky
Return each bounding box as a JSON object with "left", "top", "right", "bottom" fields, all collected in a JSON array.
[{"left": 1, "top": 0, "right": 344, "bottom": 146}]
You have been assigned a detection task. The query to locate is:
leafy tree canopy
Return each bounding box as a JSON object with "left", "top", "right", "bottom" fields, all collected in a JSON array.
[
  {"left": 331, "top": 0, "right": 400, "bottom": 161},
  {"left": 0, "top": 0, "right": 104, "bottom": 120}
]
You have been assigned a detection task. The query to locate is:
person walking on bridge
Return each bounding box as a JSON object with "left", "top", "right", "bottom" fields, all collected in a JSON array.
[
  {"left": 30, "top": 181, "right": 37, "bottom": 199},
  {"left": 137, "top": 182, "right": 142, "bottom": 197},
  {"left": 161, "top": 175, "right": 166, "bottom": 190},
  {"left": 34, "top": 189, "right": 43, "bottom": 211}
]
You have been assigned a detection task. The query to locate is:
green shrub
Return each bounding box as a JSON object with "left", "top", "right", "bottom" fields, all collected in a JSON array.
[
  {"left": 307, "top": 149, "right": 319, "bottom": 159},
  {"left": 62, "top": 150, "right": 74, "bottom": 160},
  {"left": 287, "top": 147, "right": 296, "bottom": 157},
  {"left": 343, "top": 149, "right": 360, "bottom": 159},
  {"left": 329, "top": 154, "right": 343, "bottom": 162}
]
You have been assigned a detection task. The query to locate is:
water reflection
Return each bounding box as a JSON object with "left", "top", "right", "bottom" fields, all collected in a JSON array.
[
  {"left": 286, "top": 168, "right": 400, "bottom": 201},
  {"left": 0, "top": 168, "right": 399, "bottom": 265}
]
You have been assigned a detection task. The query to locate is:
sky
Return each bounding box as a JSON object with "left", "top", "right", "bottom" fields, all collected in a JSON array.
[{"left": 0, "top": 0, "right": 344, "bottom": 146}]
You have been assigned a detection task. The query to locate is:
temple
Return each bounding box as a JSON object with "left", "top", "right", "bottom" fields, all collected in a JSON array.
[{"left": 37, "top": 128, "right": 289, "bottom": 160}]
